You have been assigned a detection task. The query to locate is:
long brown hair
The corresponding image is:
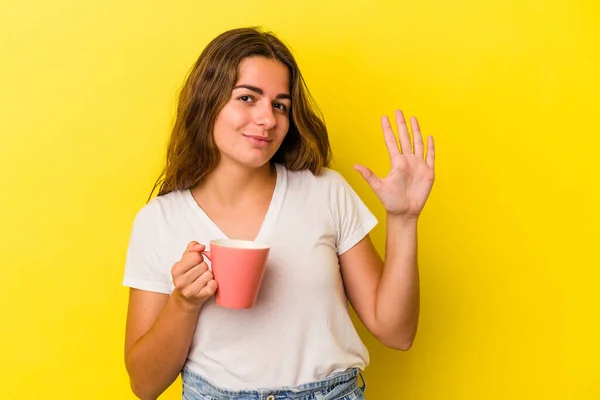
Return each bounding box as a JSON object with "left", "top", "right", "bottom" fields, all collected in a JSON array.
[{"left": 150, "top": 27, "right": 332, "bottom": 199}]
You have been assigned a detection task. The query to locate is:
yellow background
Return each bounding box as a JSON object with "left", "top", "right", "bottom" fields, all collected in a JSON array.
[{"left": 1, "top": 0, "right": 598, "bottom": 399}]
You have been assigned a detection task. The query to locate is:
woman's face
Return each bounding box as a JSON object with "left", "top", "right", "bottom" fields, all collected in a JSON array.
[{"left": 213, "top": 56, "right": 291, "bottom": 170}]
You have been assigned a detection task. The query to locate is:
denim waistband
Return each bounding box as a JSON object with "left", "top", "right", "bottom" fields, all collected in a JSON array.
[{"left": 182, "top": 366, "right": 365, "bottom": 400}]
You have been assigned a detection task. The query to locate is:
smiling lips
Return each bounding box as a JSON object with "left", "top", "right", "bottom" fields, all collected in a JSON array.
[{"left": 243, "top": 134, "right": 272, "bottom": 147}]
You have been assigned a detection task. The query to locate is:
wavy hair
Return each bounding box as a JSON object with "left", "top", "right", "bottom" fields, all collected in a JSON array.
[{"left": 150, "top": 27, "right": 332, "bottom": 198}]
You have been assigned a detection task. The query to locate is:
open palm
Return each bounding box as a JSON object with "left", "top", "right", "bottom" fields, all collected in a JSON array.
[{"left": 355, "top": 110, "right": 435, "bottom": 218}]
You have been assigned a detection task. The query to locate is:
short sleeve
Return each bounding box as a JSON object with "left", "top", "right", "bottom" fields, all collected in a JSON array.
[
  {"left": 319, "top": 169, "right": 378, "bottom": 255},
  {"left": 122, "top": 202, "right": 171, "bottom": 294}
]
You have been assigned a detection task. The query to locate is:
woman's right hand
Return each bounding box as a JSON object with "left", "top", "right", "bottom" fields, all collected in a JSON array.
[{"left": 171, "top": 241, "right": 217, "bottom": 310}]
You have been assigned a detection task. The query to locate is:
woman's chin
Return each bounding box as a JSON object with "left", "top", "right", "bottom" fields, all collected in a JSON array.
[{"left": 222, "top": 155, "right": 276, "bottom": 171}]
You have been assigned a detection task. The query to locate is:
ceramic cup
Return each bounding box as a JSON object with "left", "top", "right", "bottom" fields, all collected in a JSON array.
[{"left": 202, "top": 239, "right": 270, "bottom": 309}]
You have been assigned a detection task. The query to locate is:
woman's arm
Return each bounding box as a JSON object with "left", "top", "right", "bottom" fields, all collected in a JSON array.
[
  {"left": 339, "top": 217, "right": 419, "bottom": 350},
  {"left": 125, "top": 289, "right": 200, "bottom": 399},
  {"left": 342, "top": 109, "right": 435, "bottom": 350},
  {"left": 124, "top": 242, "right": 217, "bottom": 400}
]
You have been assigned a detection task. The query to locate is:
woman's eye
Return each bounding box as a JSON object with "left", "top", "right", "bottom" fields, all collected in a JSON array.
[
  {"left": 274, "top": 103, "right": 288, "bottom": 112},
  {"left": 239, "top": 95, "right": 253, "bottom": 103}
]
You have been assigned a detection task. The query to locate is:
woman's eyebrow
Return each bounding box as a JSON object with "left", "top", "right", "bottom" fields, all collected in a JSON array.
[{"left": 233, "top": 85, "right": 291, "bottom": 100}]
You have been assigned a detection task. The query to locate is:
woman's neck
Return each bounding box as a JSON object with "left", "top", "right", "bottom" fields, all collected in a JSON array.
[{"left": 192, "top": 161, "right": 276, "bottom": 207}]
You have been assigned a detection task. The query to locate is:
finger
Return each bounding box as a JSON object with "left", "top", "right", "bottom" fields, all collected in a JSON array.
[
  {"left": 426, "top": 135, "right": 435, "bottom": 169},
  {"left": 411, "top": 116, "right": 424, "bottom": 158},
  {"left": 182, "top": 241, "right": 205, "bottom": 257},
  {"left": 395, "top": 110, "right": 413, "bottom": 155},
  {"left": 354, "top": 164, "right": 382, "bottom": 192},
  {"left": 186, "top": 270, "right": 215, "bottom": 298},
  {"left": 173, "top": 251, "right": 204, "bottom": 277},
  {"left": 198, "top": 279, "right": 218, "bottom": 298},
  {"left": 381, "top": 115, "right": 402, "bottom": 165},
  {"left": 182, "top": 251, "right": 205, "bottom": 268},
  {"left": 179, "top": 262, "right": 209, "bottom": 288}
]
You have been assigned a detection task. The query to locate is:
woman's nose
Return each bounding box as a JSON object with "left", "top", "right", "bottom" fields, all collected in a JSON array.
[{"left": 254, "top": 103, "right": 276, "bottom": 129}]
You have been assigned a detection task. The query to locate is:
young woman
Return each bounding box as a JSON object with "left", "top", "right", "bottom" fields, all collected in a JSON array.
[{"left": 123, "top": 27, "right": 435, "bottom": 400}]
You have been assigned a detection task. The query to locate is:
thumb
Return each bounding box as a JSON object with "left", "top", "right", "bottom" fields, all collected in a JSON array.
[
  {"left": 183, "top": 241, "right": 205, "bottom": 256},
  {"left": 354, "top": 164, "right": 380, "bottom": 190}
]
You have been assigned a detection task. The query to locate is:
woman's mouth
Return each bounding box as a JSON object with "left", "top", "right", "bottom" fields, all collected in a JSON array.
[{"left": 243, "top": 134, "right": 272, "bottom": 147}]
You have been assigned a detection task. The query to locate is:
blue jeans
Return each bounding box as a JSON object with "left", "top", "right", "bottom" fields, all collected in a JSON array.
[{"left": 182, "top": 366, "right": 367, "bottom": 400}]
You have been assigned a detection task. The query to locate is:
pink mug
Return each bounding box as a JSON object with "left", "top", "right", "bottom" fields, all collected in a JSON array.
[{"left": 201, "top": 239, "right": 270, "bottom": 309}]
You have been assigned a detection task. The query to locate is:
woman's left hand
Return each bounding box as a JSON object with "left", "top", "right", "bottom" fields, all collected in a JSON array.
[{"left": 354, "top": 109, "right": 435, "bottom": 219}]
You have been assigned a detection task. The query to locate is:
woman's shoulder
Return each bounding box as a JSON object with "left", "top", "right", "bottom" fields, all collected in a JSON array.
[
  {"left": 280, "top": 165, "right": 354, "bottom": 206},
  {"left": 131, "top": 189, "right": 190, "bottom": 228}
]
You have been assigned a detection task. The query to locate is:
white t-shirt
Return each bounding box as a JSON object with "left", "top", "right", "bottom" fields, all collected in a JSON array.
[{"left": 123, "top": 164, "right": 378, "bottom": 390}]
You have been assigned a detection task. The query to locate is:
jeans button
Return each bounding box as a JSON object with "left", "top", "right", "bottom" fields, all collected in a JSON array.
[{"left": 266, "top": 396, "right": 275, "bottom": 400}]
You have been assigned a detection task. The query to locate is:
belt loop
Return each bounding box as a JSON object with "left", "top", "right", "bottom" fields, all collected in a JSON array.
[
  {"left": 314, "top": 391, "right": 326, "bottom": 400},
  {"left": 358, "top": 372, "right": 367, "bottom": 392}
]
